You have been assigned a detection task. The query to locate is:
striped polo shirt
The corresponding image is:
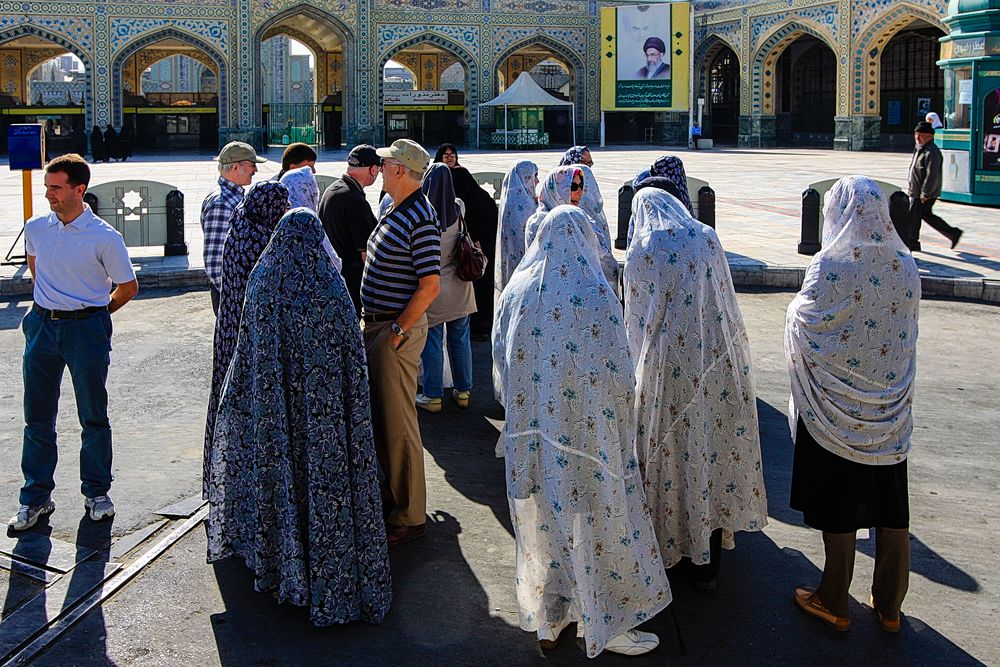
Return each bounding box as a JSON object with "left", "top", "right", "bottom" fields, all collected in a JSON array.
[{"left": 361, "top": 190, "right": 441, "bottom": 314}]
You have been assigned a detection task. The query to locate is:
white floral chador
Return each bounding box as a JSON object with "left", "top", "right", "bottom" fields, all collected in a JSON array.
[
  {"left": 624, "top": 189, "right": 767, "bottom": 568},
  {"left": 523, "top": 165, "right": 620, "bottom": 295},
  {"left": 785, "top": 176, "right": 920, "bottom": 465},
  {"left": 493, "top": 205, "right": 671, "bottom": 658},
  {"left": 495, "top": 160, "right": 539, "bottom": 296}
]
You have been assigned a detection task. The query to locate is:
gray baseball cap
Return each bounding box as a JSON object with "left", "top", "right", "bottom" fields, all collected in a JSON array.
[
  {"left": 215, "top": 141, "right": 267, "bottom": 165},
  {"left": 376, "top": 139, "right": 430, "bottom": 173}
]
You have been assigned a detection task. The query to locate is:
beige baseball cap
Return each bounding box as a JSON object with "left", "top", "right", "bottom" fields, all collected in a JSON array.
[
  {"left": 376, "top": 139, "right": 430, "bottom": 173},
  {"left": 215, "top": 141, "right": 267, "bottom": 165}
]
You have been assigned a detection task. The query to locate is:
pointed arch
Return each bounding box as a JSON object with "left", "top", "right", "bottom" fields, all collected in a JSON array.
[
  {"left": 493, "top": 34, "right": 586, "bottom": 117},
  {"left": 0, "top": 25, "right": 93, "bottom": 127},
  {"left": 377, "top": 33, "right": 479, "bottom": 145},
  {"left": 253, "top": 3, "right": 355, "bottom": 131},
  {"left": 751, "top": 21, "right": 840, "bottom": 116},
  {"left": 694, "top": 33, "right": 740, "bottom": 100},
  {"left": 852, "top": 3, "right": 948, "bottom": 115},
  {"left": 112, "top": 28, "right": 228, "bottom": 127}
]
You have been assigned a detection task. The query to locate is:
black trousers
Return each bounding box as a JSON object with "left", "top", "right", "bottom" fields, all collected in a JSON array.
[
  {"left": 210, "top": 284, "right": 221, "bottom": 316},
  {"left": 907, "top": 197, "right": 959, "bottom": 246}
]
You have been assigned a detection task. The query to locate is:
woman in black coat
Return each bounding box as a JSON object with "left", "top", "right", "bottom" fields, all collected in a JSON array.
[
  {"left": 90, "top": 125, "right": 107, "bottom": 163},
  {"left": 434, "top": 145, "right": 499, "bottom": 340}
]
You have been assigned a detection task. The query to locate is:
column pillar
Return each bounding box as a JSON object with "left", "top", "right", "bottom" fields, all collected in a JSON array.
[
  {"left": 739, "top": 114, "right": 776, "bottom": 147},
  {"left": 834, "top": 114, "right": 882, "bottom": 151}
]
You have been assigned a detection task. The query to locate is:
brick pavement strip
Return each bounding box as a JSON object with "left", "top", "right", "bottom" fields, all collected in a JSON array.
[{"left": 1, "top": 147, "right": 998, "bottom": 302}]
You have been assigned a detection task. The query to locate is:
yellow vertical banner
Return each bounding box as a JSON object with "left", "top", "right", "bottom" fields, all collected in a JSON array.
[{"left": 601, "top": 2, "right": 690, "bottom": 112}]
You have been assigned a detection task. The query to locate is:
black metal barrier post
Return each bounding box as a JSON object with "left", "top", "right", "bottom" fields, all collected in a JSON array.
[
  {"left": 889, "top": 190, "right": 910, "bottom": 246},
  {"left": 165, "top": 190, "right": 188, "bottom": 256},
  {"left": 798, "top": 188, "right": 821, "bottom": 255},
  {"left": 615, "top": 183, "right": 635, "bottom": 250},
  {"left": 697, "top": 186, "right": 716, "bottom": 229}
]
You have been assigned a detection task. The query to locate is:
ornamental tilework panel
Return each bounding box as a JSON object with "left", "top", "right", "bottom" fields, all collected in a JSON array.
[
  {"left": 852, "top": 0, "right": 946, "bottom": 38},
  {"left": 492, "top": 26, "right": 587, "bottom": 60},
  {"left": 0, "top": 14, "right": 93, "bottom": 52},
  {"left": 252, "top": 0, "right": 358, "bottom": 30},
  {"left": 376, "top": 0, "right": 479, "bottom": 11},
  {"left": 751, "top": 3, "right": 839, "bottom": 51},
  {"left": 109, "top": 18, "right": 229, "bottom": 53},
  {"left": 491, "top": 0, "right": 589, "bottom": 13},
  {"left": 695, "top": 19, "right": 742, "bottom": 55},
  {"left": 376, "top": 24, "right": 480, "bottom": 59}
]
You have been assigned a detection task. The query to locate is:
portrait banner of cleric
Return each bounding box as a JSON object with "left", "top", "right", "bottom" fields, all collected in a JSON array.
[{"left": 616, "top": 4, "right": 672, "bottom": 81}]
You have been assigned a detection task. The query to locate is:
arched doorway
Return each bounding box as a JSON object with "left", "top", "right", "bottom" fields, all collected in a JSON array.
[
  {"left": 125, "top": 53, "right": 220, "bottom": 151},
  {"left": 494, "top": 38, "right": 581, "bottom": 148},
  {"left": 0, "top": 32, "right": 90, "bottom": 157},
  {"left": 879, "top": 23, "right": 945, "bottom": 150},
  {"left": 380, "top": 39, "right": 475, "bottom": 148},
  {"left": 256, "top": 6, "right": 352, "bottom": 149},
  {"left": 774, "top": 36, "right": 836, "bottom": 147},
  {"left": 114, "top": 31, "right": 226, "bottom": 153},
  {"left": 706, "top": 44, "right": 740, "bottom": 145}
]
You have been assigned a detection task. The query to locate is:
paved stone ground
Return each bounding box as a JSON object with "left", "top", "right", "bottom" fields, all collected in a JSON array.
[
  {"left": 0, "top": 289, "right": 996, "bottom": 666},
  {"left": 1, "top": 147, "right": 998, "bottom": 299}
]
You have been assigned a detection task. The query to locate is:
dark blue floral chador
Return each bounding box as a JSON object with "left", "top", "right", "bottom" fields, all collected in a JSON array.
[{"left": 207, "top": 208, "right": 392, "bottom": 626}]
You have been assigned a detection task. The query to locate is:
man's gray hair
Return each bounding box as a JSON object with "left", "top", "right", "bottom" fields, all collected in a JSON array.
[
  {"left": 218, "top": 161, "right": 238, "bottom": 175},
  {"left": 406, "top": 166, "right": 424, "bottom": 181}
]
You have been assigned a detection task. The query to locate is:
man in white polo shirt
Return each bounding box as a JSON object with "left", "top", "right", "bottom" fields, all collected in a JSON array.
[{"left": 8, "top": 154, "right": 138, "bottom": 531}]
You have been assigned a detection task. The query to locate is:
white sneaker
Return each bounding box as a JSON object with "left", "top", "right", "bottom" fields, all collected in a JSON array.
[
  {"left": 416, "top": 394, "right": 443, "bottom": 413},
  {"left": 84, "top": 495, "right": 115, "bottom": 521},
  {"left": 7, "top": 500, "right": 56, "bottom": 531},
  {"left": 604, "top": 629, "right": 659, "bottom": 656}
]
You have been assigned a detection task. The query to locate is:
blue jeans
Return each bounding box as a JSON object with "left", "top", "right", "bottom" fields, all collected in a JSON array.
[
  {"left": 420, "top": 315, "right": 473, "bottom": 398},
  {"left": 20, "top": 308, "right": 114, "bottom": 506}
]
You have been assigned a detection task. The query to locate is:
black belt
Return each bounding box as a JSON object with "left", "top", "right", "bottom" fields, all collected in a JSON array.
[
  {"left": 33, "top": 304, "right": 108, "bottom": 320},
  {"left": 361, "top": 310, "right": 401, "bottom": 324}
]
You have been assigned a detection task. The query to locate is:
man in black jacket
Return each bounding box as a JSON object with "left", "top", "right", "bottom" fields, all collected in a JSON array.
[
  {"left": 907, "top": 121, "right": 962, "bottom": 251},
  {"left": 318, "top": 145, "right": 382, "bottom": 316}
]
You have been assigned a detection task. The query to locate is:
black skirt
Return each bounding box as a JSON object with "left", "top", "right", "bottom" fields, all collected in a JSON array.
[{"left": 789, "top": 418, "right": 909, "bottom": 533}]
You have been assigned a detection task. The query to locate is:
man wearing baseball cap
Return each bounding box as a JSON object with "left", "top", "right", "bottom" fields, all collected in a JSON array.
[
  {"left": 361, "top": 139, "right": 440, "bottom": 547},
  {"left": 317, "top": 144, "right": 382, "bottom": 316},
  {"left": 907, "top": 121, "right": 962, "bottom": 251},
  {"left": 200, "top": 141, "right": 267, "bottom": 314}
]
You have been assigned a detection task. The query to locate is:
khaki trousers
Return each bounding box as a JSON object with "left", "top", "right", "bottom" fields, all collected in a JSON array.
[
  {"left": 817, "top": 528, "right": 910, "bottom": 620},
  {"left": 364, "top": 315, "right": 428, "bottom": 527}
]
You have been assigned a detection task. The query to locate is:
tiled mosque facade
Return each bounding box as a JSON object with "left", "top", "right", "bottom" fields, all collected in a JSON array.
[{"left": 0, "top": 0, "right": 948, "bottom": 150}]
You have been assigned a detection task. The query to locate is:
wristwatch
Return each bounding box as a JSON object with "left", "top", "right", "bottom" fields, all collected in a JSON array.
[{"left": 390, "top": 321, "right": 408, "bottom": 338}]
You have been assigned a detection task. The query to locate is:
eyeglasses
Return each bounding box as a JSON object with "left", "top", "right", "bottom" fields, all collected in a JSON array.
[{"left": 570, "top": 181, "right": 584, "bottom": 192}]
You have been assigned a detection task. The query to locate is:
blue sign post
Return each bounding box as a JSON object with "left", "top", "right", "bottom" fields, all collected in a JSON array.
[{"left": 4, "top": 123, "right": 45, "bottom": 264}]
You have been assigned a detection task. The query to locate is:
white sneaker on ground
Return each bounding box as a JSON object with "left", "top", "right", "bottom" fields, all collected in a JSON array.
[
  {"left": 84, "top": 495, "right": 115, "bottom": 521},
  {"left": 604, "top": 629, "right": 659, "bottom": 656},
  {"left": 7, "top": 500, "right": 56, "bottom": 531},
  {"left": 416, "top": 394, "right": 443, "bottom": 413}
]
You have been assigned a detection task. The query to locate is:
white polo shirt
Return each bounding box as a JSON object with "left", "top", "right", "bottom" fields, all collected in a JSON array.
[{"left": 24, "top": 204, "right": 136, "bottom": 311}]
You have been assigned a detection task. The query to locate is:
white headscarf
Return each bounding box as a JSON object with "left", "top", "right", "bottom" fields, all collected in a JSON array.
[
  {"left": 492, "top": 205, "right": 671, "bottom": 658},
  {"left": 785, "top": 176, "right": 920, "bottom": 465},
  {"left": 495, "top": 160, "right": 538, "bottom": 295},
  {"left": 926, "top": 112, "right": 944, "bottom": 129},
  {"left": 279, "top": 166, "right": 320, "bottom": 212},
  {"left": 523, "top": 166, "right": 620, "bottom": 295},
  {"left": 625, "top": 189, "right": 767, "bottom": 567}
]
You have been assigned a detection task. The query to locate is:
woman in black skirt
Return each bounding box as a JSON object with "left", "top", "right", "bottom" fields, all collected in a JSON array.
[{"left": 785, "top": 176, "right": 920, "bottom": 634}]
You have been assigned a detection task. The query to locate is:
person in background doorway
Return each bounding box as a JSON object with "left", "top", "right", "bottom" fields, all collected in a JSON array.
[{"left": 691, "top": 121, "right": 702, "bottom": 150}]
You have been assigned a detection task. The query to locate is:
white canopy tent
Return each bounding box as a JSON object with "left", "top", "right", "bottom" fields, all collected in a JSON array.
[{"left": 478, "top": 71, "right": 575, "bottom": 149}]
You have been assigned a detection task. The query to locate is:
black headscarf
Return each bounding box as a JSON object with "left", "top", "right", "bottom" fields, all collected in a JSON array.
[
  {"left": 421, "top": 163, "right": 460, "bottom": 230},
  {"left": 90, "top": 125, "right": 107, "bottom": 163},
  {"left": 434, "top": 143, "right": 459, "bottom": 165}
]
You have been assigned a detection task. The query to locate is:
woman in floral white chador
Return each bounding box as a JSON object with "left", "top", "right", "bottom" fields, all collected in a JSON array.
[
  {"left": 786, "top": 176, "right": 919, "bottom": 633},
  {"left": 493, "top": 205, "right": 671, "bottom": 658},
  {"left": 624, "top": 188, "right": 768, "bottom": 589},
  {"left": 523, "top": 166, "right": 620, "bottom": 296},
  {"left": 495, "top": 160, "right": 539, "bottom": 299}
]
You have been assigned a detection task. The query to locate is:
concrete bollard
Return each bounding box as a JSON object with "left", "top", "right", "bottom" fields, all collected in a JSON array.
[
  {"left": 165, "top": 190, "right": 188, "bottom": 256},
  {"left": 615, "top": 183, "right": 635, "bottom": 250},
  {"left": 798, "top": 188, "right": 822, "bottom": 255},
  {"left": 889, "top": 190, "right": 910, "bottom": 246},
  {"left": 697, "top": 186, "right": 716, "bottom": 229}
]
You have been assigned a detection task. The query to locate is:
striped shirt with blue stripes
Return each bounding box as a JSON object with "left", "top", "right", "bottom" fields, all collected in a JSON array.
[{"left": 361, "top": 190, "right": 441, "bottom": 314}]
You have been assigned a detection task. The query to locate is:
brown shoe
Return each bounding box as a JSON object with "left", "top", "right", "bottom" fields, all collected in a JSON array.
[
  {"left": 870, "top": 595, "right": 901, "bottom": 633},
  {"left": 387, "top": 523, "right": 425, "bottom": 548},
  {"left": 794, "top": 587, "right": 851, "bottom": 632}
]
